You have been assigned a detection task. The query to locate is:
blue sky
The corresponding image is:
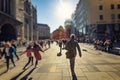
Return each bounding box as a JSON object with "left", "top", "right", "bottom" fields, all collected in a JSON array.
[{"left": 31, "top": 0, "right": 79, "bottom": 33}]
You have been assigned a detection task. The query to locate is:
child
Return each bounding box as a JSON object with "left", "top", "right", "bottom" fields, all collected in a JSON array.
[{"left": 21, "top": 45, "right": 33, "bottom": 70}]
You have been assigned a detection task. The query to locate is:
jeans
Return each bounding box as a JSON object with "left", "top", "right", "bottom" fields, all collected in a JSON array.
[{"left": 5, "top": 56, "right": 15, "bottom": 70}]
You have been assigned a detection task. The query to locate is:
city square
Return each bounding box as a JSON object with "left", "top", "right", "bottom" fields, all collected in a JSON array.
[
  {"left": 0, "top": 0, "right": 120, "bottom": 80},
  {"left": 0, "top": 43, "right": 120, "bottom": 80}
]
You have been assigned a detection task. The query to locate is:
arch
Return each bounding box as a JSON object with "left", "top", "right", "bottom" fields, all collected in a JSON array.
[{"left": 0, "top": 23, "right": 17, "bottom": 41}]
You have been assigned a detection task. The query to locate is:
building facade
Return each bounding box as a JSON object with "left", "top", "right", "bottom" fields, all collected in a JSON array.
[
  {"left": 32, "top": 6, "right": 38, "bottom": 40},
  {"left": 64, "top": 19, "right": 74, "bottom": 38},
  {"left": 74, "top": 0, "right": 120, "bottom": 41},
  {"left": 16, "top": 0, "right": 37, "bottom": 41},
  {"left": 52, "top": 26, "right": 67, "bottom": 40},
  {"left": 0, "top": 0, "right": 22, "bottom": 41},
  {"left": 37, "top": 24, "right": 50, "bottom": 40}
]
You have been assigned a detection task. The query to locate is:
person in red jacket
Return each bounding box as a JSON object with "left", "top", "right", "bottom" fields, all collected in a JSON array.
[
  {"left": 32, "top": 42, "right": 44, "bottom": 68},
  {"left": 20, "top": 45, "right": 33, "bottom": 70}
]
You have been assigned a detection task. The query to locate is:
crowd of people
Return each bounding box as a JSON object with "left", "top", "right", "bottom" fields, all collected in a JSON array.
[
  {"left": 0, "top": 40, "right": 52, "bottom": 72},
  {"left": 0, "top": 34, "right": 82, "bottom": 80},
  {"left": 93, "top": 38, "right": 113, "bottom": 52}
]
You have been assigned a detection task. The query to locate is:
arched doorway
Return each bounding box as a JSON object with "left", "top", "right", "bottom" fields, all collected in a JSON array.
[{"left": 0, "top": 23, "right": 17, "bottom": 41}]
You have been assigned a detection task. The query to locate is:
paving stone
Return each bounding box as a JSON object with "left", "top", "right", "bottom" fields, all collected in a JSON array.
[
  {"left": 107, "top": 72, "right": 120, "bottom": 80},
  {"left": 86, "top": 65, "right": 100, "bottom": 72},
  {"left": 63, "top": 76, "right": 71, "bottom": 80},
  {"left": 77, "top": 76, "right": 88, "bottom": 80},
  {"left": 0, "top": 43, "right": 120, "bottom": 80},
  {"left": 85, "top": 72, "right": 114, "bottom": 80},
  {"left": 94, "top": 65, "right": 118, "bottom": 72}
]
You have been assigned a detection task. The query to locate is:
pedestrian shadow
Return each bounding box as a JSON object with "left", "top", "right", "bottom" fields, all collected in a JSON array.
[
  {"left": 0, "top": 66, "right": 16, "bottom": 76},
  {"left": 0, "top": 71, "right": 7, "bottom": 76},
  {"left": 10, "top": 70, "right": 26, "bottom": 80},
  {"left": 10, "top": 66, "right": 31, "bottom": 80},
  {"left": 82, "top": 49, "right": 102, "bottom": 55},
  {"left": 20, "top": 68, "right": 35, "bottom": 80}
]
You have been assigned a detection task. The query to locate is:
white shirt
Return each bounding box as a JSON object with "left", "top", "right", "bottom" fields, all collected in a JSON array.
[{"left": 5, "top": 48, "right": 10, "bottom": 56}]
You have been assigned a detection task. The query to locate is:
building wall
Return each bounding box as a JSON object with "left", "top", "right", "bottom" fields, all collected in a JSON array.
[
  {"left": 0, "top": 0, "right": 16, "bottom": 18},
  {"left": 37, "top": 24, "right": 50, "bottom": 39},
  {"left": 64, "top": 19, "right": 75, "bottom": 38},
  {"left": 0, "top": 0, "right": 21, "bottom": 41},
  {"left": 74, "top": 0, "right": 120, "bottom": 41},
  {"left": 16, "top": 0, "right": 24, "bottom": 40},
  {"left": 87, "top": 0, "right": 120, "bottom": 24},
  {"left": 16, "top": 0, "right": 37, "bottom": 41},
  {"left": 32, "top": 6, "right": 37, "bottom": 40}
]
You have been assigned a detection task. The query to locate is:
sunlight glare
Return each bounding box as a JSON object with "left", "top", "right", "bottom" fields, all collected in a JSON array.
[{"left": 56, "top": 0, "right": 74, "bottom": 20}]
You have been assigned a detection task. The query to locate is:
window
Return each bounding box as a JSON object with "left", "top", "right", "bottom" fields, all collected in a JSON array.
[
  {"left": 6, "top": 0, "right": 10, "bottom": 14},
  {"left": 99, "top": 5, "right": 103, "bottom": 10},
  {"left": 100, "top": 15, "right": 103, "bottom": 20},
  {"left": 1, "top": 0, "right": 5, "bottom": 12},
  {"left": 118, "top": 4, "right": 120, "bottom": 9},
  {"left": 118, "top": 14, "right": 120, "bottom": 19},
  {"left": 111, "top": 14, "right": 115, "bottom": 19},
  {"left": 24, "top": 1, "right": 31, "bottom": 15},
  {"left": 111, "top": 4, "right": 114, "bottom": 9},
  {"left": 0, "top": 0, "right": 10, "bottom": 14}
]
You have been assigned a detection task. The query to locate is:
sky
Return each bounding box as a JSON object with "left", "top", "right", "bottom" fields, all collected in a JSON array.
[{"left": 31, "top": 0, "right": 79, "bottom": 33}]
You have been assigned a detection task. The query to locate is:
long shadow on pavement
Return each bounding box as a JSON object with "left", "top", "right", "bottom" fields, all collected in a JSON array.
[
  {"left": 10, "top": 70, "right": 26, "bottom": 80},
  {"left": 0, "top": 71, "right": 7, "bottom": 76},
  {"left": 10, "top": 66, "right": 32, "bottom": 80},
  {"left": 0, "top": 66, "right": 16, "bottom": 76},
  {"left": 20, "top": 68, "right": 35, "bottom": 80}
]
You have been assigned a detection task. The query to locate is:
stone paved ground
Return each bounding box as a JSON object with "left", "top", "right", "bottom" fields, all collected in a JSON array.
[{"left": 0, "top": 43, "right": 120, "bottom": 80}]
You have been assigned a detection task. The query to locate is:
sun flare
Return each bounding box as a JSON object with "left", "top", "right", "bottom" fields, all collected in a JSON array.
[{"left": 56, "top": 0, "right": 74, "bottom": 20}]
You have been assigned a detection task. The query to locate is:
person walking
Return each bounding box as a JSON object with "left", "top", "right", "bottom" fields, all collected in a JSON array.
[
  {"left": 32, "top": 42, "right": 44, "bottom": 68},
  {"left": 20, "top": 45, "right": 33, "bottom": 70},
  {"left": 48, "top": 40, "right": 51, "bottom": 48},
  {"left": 11, "top": 40, "right": 19, "bottom": 60},
  {"left": 57, "top": 40, "right": 62, "bottom": 56},
  {"left": 65, "top": 34, "right": 82, "bottom": 80},
  {"left": 2, "top": 42, "right": 16, "bottom": 72}
]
